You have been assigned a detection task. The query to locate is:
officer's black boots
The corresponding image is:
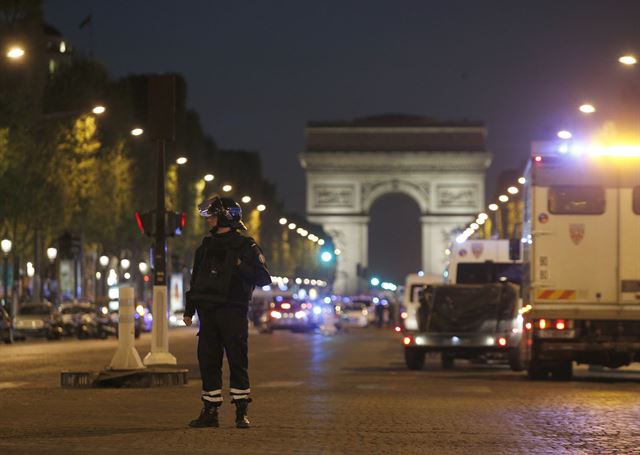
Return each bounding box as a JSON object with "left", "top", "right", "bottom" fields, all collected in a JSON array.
[
  {"left": 234, "top": 400, "right": 250, "bottom": 429},
  {"left": 189, "top": 402, "right": 220, "bottom": 428}
]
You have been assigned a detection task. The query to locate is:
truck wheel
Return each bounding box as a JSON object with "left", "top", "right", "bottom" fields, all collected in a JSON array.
[
  {"left": 508, "top": 348, "right": 524, "bottom": 372},
  {"left": 441, "top": 353, "right": 455, "bottom": 370},
  {"left": 527, "top": 360, "right": 548, "bottom": 380},
  {"left": 550, "top": 361, "right": 573, "bottom": 381},
  {"left": 404, "top": 348, "right": 425, "bottom": 370}
]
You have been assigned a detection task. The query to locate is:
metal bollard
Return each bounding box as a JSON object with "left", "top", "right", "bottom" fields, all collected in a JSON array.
[{"left": 109, "top": 287, "right": 145, "bottom": 370}]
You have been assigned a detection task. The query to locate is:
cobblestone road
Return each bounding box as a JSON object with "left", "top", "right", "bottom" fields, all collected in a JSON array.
[{"left": 1, "top": 328, "right": 639, "bottom": 454}]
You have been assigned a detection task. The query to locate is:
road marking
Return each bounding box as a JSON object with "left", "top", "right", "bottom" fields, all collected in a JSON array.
[
  {"left": 257, "top": 381, "right": 303, "bottom": 388},
  {"left": 0, "top": 381, "right": 29, "bottom": 389}
]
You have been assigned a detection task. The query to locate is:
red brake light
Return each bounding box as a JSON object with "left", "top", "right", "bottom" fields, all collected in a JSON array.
[
  {"left": 400, "top": 312, "right": 408, "bottom": 319},
  {"left": 403, "top": 336, "right": 412, "bottom": 345},
  {"left": 135, "top": 211, "right": 145, "bottom": 234},
  {"left": 525, "top": 322, "right": 532, "bottom": 330},
  {"left": 394, "top": 326, "right": 401, "bottom": 333},
  {"left": 534, "top": 155, "right": 543, "bottom": 163},
  {"left": 539, "top": 319, "right": 547, "bottom": 330},
  {"left": 555, "top": 320, "right": 566, "bottom": 330},
  {"left": 497, "top": 337, "right": 507, "bottom": 347}
]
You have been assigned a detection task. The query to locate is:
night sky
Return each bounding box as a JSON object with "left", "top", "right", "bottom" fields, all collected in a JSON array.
[{"left": 45, "top": 1, "right": 640, "bottom": 282}]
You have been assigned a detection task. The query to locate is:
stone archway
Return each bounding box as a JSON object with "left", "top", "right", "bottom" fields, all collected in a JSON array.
[{"left": 299, "top": 115, "right": 491, "bottom": 294}]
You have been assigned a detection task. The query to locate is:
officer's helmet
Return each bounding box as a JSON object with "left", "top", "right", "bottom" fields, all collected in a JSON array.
[{"left": 198, "top": 196, "right": 247, "bottom": 230}]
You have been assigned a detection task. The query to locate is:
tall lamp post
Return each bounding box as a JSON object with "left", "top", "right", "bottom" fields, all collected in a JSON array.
[
  {"left": 1, "top": 238, "right": 12, "bottom": 310},
  {"left": 46, "top": 247, "right": 58, "bottom": 305},
  {"left": 99, "top": 255, "right": 109, "bottom": 298}
]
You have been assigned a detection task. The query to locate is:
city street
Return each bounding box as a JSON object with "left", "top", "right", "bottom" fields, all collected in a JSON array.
[{"left": 1, "top": 328, "right": 639, "bottom": 454}]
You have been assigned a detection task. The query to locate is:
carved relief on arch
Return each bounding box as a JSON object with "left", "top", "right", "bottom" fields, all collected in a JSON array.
[{"left": 361, "top": 179, "right": 429, "bottom": 213}]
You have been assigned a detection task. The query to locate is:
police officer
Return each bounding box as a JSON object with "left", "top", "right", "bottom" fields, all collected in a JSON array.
[{"left": 184, "top": 196, "right": 271, "bottom": 429}]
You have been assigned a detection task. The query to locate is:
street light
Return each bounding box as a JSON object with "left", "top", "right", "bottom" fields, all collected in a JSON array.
[
  {"left": 222, "top": 184, "right": 232, "bottom": 192},
  {"left": 579, "top": 103, "right": 596, "bottom": 114},
  {"left": 256, "top": 204, "right": 266, "bottom": 212},
  {"left": 138, "top": 262, "right": 149, "bottom": 274},
  {"left": 99, "top": 255, "right": 109, "bottom": 268},
  {"left": 288, "top": 223, "right": 297, "bottom": 230},
  {"left": 203, "top": 174, "right": 214, "bottom": 182},
  {"left": 120, "top": 258, "right": 131, "bottom": 270},
  {"left": 46, "top": 247, "right": 58, "bottom": 304},
  {"left": 488, "top": 203, "right": 499, "bottom": 211},
  {"left": 241, "top": 196, "right": 251, "bottom": 203},
  {"left": 557, "top": 130, "right": 572, "bottom": 139},
  {"left": 176, "top": 156, "right": 188, "bottom": 165},
  {"left": 279, "top": 218, "right": 287, "bottom": 225},
  {"left": 507, "top": 186, "right": 519, "bottom": 195},
  {"left": 498, "top": 194, "right": 509, "bottom": 203},
  {"left": 6, "top": 46, "right": 25, "bottom": 60},
  {"left": 619, "top": 55, "right": 637, "bottom": 66},
  {"left": 130, "top": 127, "right": 144, "bottom": 136},
  {"left": 1, "top": 238, "right": 12, "bottom": 308},
  {"left": 92, "top": 105, "right": 106, "bottom": 115}
]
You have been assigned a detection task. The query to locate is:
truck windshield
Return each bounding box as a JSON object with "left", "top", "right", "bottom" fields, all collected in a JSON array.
[
  {"left": 548, "top": 185, "right": 605, "bottom": 215},
  {"left": 456, "top": 262, "right": 522, "bottom": 285}
]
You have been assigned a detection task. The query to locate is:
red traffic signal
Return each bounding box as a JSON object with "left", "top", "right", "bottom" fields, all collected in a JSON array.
[{"left": 135, "top": 211, "right": 186, "bottom": 237}]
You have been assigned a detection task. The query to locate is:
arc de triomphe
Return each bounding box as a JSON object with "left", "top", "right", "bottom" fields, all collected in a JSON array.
[{"left": 299, "top": 115, "right": 491, "bottom": 295}]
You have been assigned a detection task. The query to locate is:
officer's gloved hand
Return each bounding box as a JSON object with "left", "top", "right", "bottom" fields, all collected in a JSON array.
[{"left": 183, "top": 316, "right": 193, "bottom": 326}]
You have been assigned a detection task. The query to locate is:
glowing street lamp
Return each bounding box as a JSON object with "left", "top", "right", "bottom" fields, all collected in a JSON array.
[
  {"left": 241, "top": 196, "right": 251, "bottom": 203},
  {"left": 488, "top": 203, "right": 499, "bottom": 211},
  {"left": 92, "top": 105, "right": 106, "bottom": 115},
  {"left": 256, "top": 204, "right": 266, "bottom": 212},
  {"left": 579, "top": 104, "right": 596, "bottom": 114},
  {"left": 131, "top": 127, "right": 144, "bottom": 136},
  {"left": 518, "top": 177, "right": 526, "bottom": 185},
  {"left": 498, "top": 194, "right": 509, "bottom": 203},
  {"left": 222, "top": 184, "right": 232, "bottom": 192},
  {"left": 99, "top": 255, "right": 109, "bottom": 268},
  {"left": 176, "top": 156, "right": 188, "bottom": 165},
  {"left": 557, "top": 130, "right": 572, "bottom": 139},
  {"left": 120, "top": 258, "right": 131, "bottom": 270},
  {"left": 288, "top": 223, "right": 297, "bottom": 230},
  {"left": 279, "top": 218, "right": 288, "bottom": 225},
  {"left": 619, "top": 55, "right": 637, "bottom": 66},
  {"left": 6, "top": 46, "right": 25, "bottom": 60},
  {"left": 203, "top": 174, "right": 214, "bottom": 182},
  {"left": 46, "top": 247, "right": 58, "bottom": 262},
  {"left": 507, "top": 186, "right": 519, "bottom": 195},
  {"left": 138, "top": 262, "right": 149, "bottom": 274}
]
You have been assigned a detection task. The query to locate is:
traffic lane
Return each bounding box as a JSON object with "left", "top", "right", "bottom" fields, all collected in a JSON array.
[{"left": 0, "top": 329, "right": 639, "bottom": 454}]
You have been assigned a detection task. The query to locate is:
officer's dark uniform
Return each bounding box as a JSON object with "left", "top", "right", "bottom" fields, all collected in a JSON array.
[{"left": 185, "top": 197, "right": 271, "bottom": 429}]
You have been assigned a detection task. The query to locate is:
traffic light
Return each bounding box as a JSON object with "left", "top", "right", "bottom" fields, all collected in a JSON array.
[
  {"left": 166, "top": 211, "right": 186, "bottom": 237},
  {"left": 135, "top": 211, "right": 186, "bottom": 237},
  {"left": 136, "top": 211, "right": 155, "bottom": 237}
]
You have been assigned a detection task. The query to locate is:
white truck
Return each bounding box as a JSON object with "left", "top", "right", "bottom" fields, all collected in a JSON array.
[
  {"left": 447, "top": 239, "right": 522, "bottom": 285},
  {"left": 518, "top": 142, "right": 640, "bottom": 379}
]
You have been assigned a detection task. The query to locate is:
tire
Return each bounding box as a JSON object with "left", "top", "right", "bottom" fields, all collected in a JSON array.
[
  {"left": 508, "top": 347, "right": 525, "bottom": 372},
  {"left": 404, "top": 348, "right": 426, "bottom": 370},
  {"left": 441, "top": 353, "right": 455, "bottom": 370},
  {"left": 527, "top": 359, "right": 549, "bottom": 380},
  {"left": 550, "top": 361, "right": 573, "bottom": 381}
]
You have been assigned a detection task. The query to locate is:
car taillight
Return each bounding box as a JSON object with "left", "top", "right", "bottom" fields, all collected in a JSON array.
[
  {"left": 555, "top": 320, "right": 566, "bottom": 330},
  {"left": 281, "top": 303, "right": 291, "bottom": 310},
  {"left": 539, "top": 319, "right": 547, "bottom": 330},
  {"left": 394, "top": 326, "right": 402, "bottom": 333},
  {"left": 403, "top": 336, "right": 413, "bottom": 345},
  {"left": 537, "top": 319, "right": 572, "bottom": 330},
  {"left": 525, "top": 322, "right": 532, "bottom": 330},
  {"left": 497, "top": 337, "right": 507, "bottom": 347}
]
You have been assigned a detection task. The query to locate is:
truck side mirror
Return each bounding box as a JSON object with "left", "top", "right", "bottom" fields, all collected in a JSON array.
[{"left": 509, "top": 238, "right": 521, "bottom": 261}]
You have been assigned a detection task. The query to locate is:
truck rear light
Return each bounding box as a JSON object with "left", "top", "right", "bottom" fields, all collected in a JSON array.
[
  {"left": 555, "top": 320, "right": 566, "bottom": 330},
  {"left": 497, "top": 337, "right": 507, "bottom": 347},
  {"left": 539, "top": 319, "right": 547, "bottom": 330},
  {"left": 403, "top": 336, "right": 413, "bottom": 345},
  {"left": 525, "top": 322, "right": 532, "bottom": 330}
]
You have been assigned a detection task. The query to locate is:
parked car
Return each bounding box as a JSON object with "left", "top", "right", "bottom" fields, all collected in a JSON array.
[
  {"left": 0, "top": 306, "right": 13, "bottom": 343},
  {"left": 13, "top": 302, "right": 64, "bottom": 340}
]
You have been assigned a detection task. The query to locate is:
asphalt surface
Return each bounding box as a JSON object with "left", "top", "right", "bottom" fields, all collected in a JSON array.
[{"left": 1, "top": 327, "right": 639, "bottom": 454}]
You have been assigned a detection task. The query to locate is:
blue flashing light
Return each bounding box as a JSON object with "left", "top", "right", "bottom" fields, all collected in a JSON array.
[
  {"left": 313, "top": 306, "right": 322, "bottom": 315},
  {"left": 323, "top": 297, "right": 332, "bottom": 304}
]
